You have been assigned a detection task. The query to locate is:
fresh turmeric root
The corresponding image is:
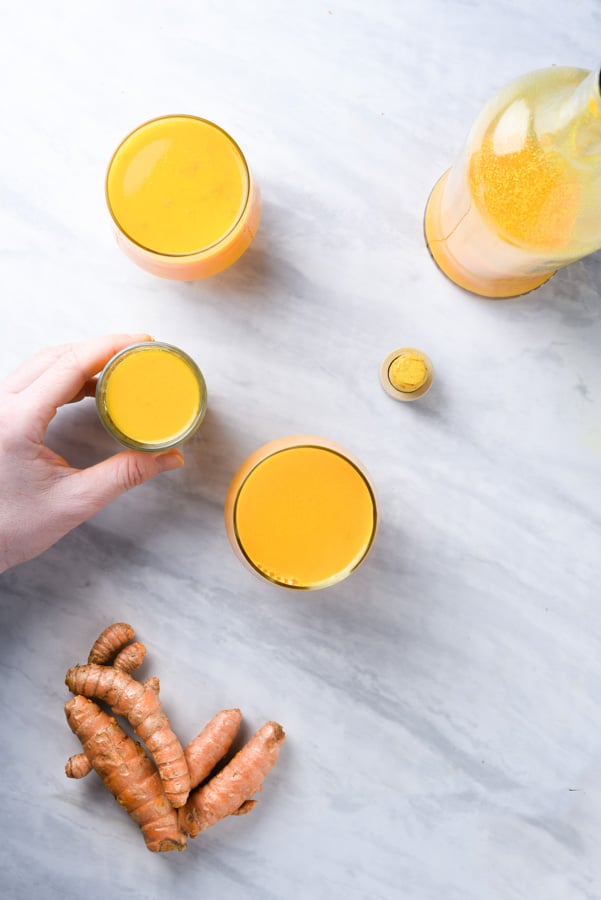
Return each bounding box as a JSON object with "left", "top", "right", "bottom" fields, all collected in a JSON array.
[
  {"left": 65, "top": 752, "right": 92, "bottom": 779},
  {"left": 66, "top": 623, "right": 143, "bottom": 781},
  {"left": 64, "top": 623, "right": 285, "bottom": 853},
  {"left": 185, "top": 708, "right": 243, "bottom": 789},
  {"left": 180, "top": 721, "right": 285, "bottom": 838},
  {"left": 65, "top": 663, "right": 190, "bottom": 808},
  {"left": 114, "top": 641, "right": 146, "bottom": 673},
  {"left": 65, "top": 696, "right": 186, "bottom": 853},
  {"left": 88, "top": 622, "right": 136, "bottom": 665}
]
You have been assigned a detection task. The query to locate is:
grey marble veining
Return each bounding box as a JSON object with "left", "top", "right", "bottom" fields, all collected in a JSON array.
[{"left": 1, "top": 1, "right": 601, "bottom": 898}]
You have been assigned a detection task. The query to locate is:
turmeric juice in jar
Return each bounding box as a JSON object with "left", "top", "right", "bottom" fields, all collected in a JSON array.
[
  {"left": 96, "top": 342, "right": 207, "bottom": 450},
  {"left": 425, "top": 65, "right": 601, "bottom": 297},
  {"left": 106, "top": 116, "right": 261, "bottom": 280},
  {"left": 224, "top": 436, "right": 378, "bottom": 590}
]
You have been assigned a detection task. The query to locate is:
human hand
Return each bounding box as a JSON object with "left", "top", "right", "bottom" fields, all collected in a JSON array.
[{"left": 0, "top": 333, "right": 184, "bottom": 574}]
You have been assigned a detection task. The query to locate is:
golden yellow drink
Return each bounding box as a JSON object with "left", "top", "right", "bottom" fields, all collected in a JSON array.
[
  {"left": 106, "top": 116, "right": 260, "bottom": 279},
  {"left": 96, "top": 342, "right": 207, "bottom": 449},
  {"left": 225, "top": 437, "right": 378, "bottom": 590}
]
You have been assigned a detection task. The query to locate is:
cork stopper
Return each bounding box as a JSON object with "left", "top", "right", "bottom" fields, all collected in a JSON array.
[{"left": 380, "top": 348, "right": 434, "bottom": 401}]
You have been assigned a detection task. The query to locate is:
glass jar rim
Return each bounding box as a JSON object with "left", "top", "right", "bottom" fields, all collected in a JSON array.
[
  {"left": 227, "top": 437, "right": 378, "bottom": 590},
  {"left": 95, "top": 340, "right": 207, "bottom": 451},
  {"left": 105, "top": 114, "right": 252, "bottom": 258}
]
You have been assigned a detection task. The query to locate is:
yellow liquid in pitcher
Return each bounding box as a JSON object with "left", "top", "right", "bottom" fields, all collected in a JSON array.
[
  {"left": 425, "top": 66, "right": 601, "bottom": 297},
  {"left": 469, "top": 114, "right": 580, "bottom": 252},
  {"left": 468, "top": 66, "right": 601, "bottom": 254},
  {"left": 232, "top": 445, "right": 377, "bottom": 589}
]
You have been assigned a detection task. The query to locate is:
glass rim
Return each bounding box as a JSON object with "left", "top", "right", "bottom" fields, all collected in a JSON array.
[
  {"left": 230, "top": 440, "right": 378, "bottom": 590},
  {"left": 105, "top": 114, "right": 252, "bottom": 259},
  {"left": 96, "top": 340, "right": 207, "bottom": 451}
]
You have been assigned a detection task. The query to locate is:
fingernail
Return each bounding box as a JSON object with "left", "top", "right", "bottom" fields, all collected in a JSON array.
[
  {"left": 129, "top": 332, "right": 155, "bottom": 343},
  {"left": 156, "top": 450, "right": 184, "bottom": 473}
]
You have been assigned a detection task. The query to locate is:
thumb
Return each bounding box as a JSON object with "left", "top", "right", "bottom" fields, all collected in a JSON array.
[{"left": 64, "top": 449, "right": 184, "bottom": 518}]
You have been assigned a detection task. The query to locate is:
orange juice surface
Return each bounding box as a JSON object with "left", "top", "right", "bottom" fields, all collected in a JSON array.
[
  {"left": 106, "top": 116, "right": 250, "bottom": 255},
  {"left": 232, "top": 445, "right": 377, "bottom": 589},
  {"left": 101, "top": 344, "right": 204, "bottom": 447}
]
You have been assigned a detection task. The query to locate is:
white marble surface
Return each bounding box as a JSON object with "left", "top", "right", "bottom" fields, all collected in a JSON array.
[{"left": 1, "top": 1, "right": 601, "bottom": 898}]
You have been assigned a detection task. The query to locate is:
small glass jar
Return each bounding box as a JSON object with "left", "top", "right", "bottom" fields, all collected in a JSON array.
[
  {"left": 224, "top": 436, "right": 378, "bottom": 590},
  {"left": 379, "top": 348, "right": 434, "bottom": 401},
  {"left": 96, "top": 341, "right": 207, "bottom": 451},
  {"left": 105, "top": 115, "right": 261, "bottom": 280}
]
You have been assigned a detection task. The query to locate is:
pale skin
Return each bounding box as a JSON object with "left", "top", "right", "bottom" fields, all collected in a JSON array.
[{"left": 0, "top": 333, "right": 184, "bottom": 574}]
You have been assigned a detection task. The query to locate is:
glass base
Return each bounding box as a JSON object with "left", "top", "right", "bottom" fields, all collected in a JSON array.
[
  {"left": 424, "top": 171, "right": 555, "bottom": 299},
  {"left": 115, "top": 179, "right": 261, "bottom": 281}
]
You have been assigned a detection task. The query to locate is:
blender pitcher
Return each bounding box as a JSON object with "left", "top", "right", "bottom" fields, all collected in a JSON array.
[{"left": 424, "top": 64, "right": 601, "bottom": 298}]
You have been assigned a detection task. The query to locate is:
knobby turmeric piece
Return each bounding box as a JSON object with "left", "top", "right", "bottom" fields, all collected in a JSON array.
[
  {"left": 233, "top": 799, "right": 257, "bottom": 816},
  {"left": 65, "top": 696, "right": 186, "bottom": 852},
  {"left": 64, "top": 623, "right": 286, "bottom": 852},
  {"left": 66, "top": 631, "right": 146, "bottom": 782},
  {"left": 88, "top": 622, "right": 135, "bottom": 665},
  {"left": 185, "top": 708, "right": 243, "bottom": 790},
  {"left": 144, "top": 676, "right": 160, "bottom": 694},
  {"left": 65, "top": 752, "right": 92, "bottom": 779},
  {"left": 113, "top": 641, "right": 146, "bottom": 673},
  {"left": 180, "top": 721, "right": 285, "bottom": 837},
  {"left": 65, "top": 663, "right": 190, "bottom": 808}
]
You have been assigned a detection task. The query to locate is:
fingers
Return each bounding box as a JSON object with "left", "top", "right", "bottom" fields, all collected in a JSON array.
[
  {"left": 21, "top": 333, "right": 153, "bottom": 415},
  {"left": 1, "top": 343, "right": 72, "bottom": 394},
  {"left": 61, "top": 449, "right": 184, "bottom": 521},
  {"left": 67, "top": 377, "right": 99, "bottom": 405}
]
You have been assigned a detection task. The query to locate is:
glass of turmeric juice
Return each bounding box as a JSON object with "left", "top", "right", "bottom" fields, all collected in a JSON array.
[
  {"left": 96, "top": 341, "right": 207, "bottom": 450},
  {"left": 105, "top": 116, "right": 261, "bottom": 280},
  {"left": 224, "top": 436, "right": 378, "bottom": 590}
]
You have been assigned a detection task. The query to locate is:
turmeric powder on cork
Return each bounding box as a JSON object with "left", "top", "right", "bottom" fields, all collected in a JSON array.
[
  {"left": 380, "top": 348, "right": 434, "bottom": 401},
  {"left": 388, "top": 352, "right": 429, "bottom": 393}
]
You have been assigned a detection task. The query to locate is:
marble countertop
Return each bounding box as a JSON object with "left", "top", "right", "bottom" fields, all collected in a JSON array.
[{"left": 2, "top": 2, "right": 601, "bottom": 898}]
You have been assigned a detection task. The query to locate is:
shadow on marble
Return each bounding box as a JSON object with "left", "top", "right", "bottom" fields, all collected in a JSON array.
[
  {"left": 378, "top": 373, "right": 449, "bottom": 425},
  {"left": 178, "top": 201, "right": 277, "bottom": 300},
  {"left": 43, "top": 392, "right": 240, "bottom": 503},
  {"left": 171, "top": 405, "right": 249, "bottom": 506},
  {"left": 532, "top": 252, "right": 601, "bottom": 329},
  {"left": 460, "top": 250, "right": 601, "bottom": 327},
  {"left": 167, "top": 198, "right": 311, "bottom": 313},
  {"left": 45, "top": 399, "right": 115, "bottom": 470}
]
